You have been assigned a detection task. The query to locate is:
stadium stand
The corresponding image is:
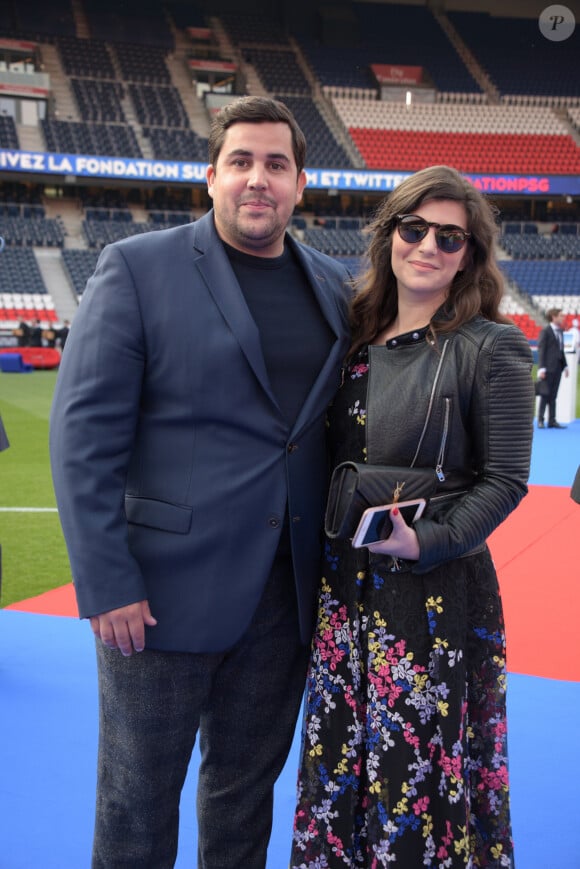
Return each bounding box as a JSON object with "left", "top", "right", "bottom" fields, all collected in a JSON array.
[
  {"left": 57, "top": 36, "right": 117, "bottom": 79},
  {"left": 219, "top": 12, "right": 291, "bottom": 46},
  {"left": 129, "top": 84, "right": 189, "bottom": 128},
  {"left": 245, "top": 48, "right": 311, "bottom": 96},
  {"left": 0, "top": 250, "right": 49, "bottom": 297},
  {"left": 0, "top": 116, "right": 19, "bottom": 150},
  {"left": 0, "top": 0, "right": 76, "bottom": 40},
  {"left": 0, "top": 0, "right": 578, "bottom": 341},
  {"left": 448, "top": 11, "right": 580, "bottom": 101},
  {"left": 333, "top": 101, "right": 580, "bottom": 174},
  {"left": 144, "top": 127, "right": 208, "bottom": 162},
  {"left": 294, "top": 2, "right": 482, "bottom": 95},
  {"left": 61, "top": 249, "right": 100, "bottom": 296},
  {"left": 41, "top": 118, "right": 143, "bottom": 158},
  {"left": 82, "top": 0, "right": 174, "bottom": 48},
  {"left": 277, "top": 95, "right": 356, "bottom": 169},
  {"left": 71, "top": 79, "right": 126, "bottom": 124}
]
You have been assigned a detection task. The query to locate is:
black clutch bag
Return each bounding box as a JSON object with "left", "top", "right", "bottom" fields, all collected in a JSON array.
[{"left": 324, "top": 461, "right": 439, "bottom": 540}]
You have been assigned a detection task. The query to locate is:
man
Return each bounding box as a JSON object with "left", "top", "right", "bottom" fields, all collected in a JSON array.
[
  {"left": 49, "top": 96, "right": 351, "bottom": 868},
  {"left": 29, "top": 318, "right": 43, "bottom": 347},
  {"left": 570, "top": 317, "right": 580, "bottom": 353},
  {"left": 537, "top": 307, "right": 569, "bottom": 429},
  {"left": 58, "top": 318, "right": 70, "bottom": 351}
]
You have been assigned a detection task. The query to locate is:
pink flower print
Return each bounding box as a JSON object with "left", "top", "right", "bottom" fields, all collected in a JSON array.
[
  {"left": 413, "top": 796, "right": 430, "bottom": 815},
  {"left": 350, "top": 363, "right": 369, "bottom": 378}
]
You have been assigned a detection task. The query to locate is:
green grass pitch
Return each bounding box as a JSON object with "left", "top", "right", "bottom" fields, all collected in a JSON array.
[
  {"left": 0, "top": 370, "right": 71, "bottom": 607},
  {"left": 1, "top": 362, "right": 579, "bottom": 609}
]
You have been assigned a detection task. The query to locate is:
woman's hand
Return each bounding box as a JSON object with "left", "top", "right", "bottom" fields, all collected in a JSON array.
[{"left": 367, "top": 506, "right": 420, "bottom": 561}]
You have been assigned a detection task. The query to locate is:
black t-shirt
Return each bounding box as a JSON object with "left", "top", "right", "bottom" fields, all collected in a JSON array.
[{"left": 224, "top": 241, "right": 335, "bottom": 427}]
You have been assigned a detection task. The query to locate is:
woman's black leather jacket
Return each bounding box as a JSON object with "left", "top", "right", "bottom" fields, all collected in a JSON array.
[{"left": 365, "top": 316, "right": 535, "bottom": 574}]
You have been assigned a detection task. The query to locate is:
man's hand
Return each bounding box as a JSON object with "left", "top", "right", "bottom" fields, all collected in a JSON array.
[{"left": 90, "top": 601, "right": 157, "bottom": 656}]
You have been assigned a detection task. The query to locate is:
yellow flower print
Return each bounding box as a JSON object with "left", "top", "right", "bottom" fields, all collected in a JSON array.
[
  {"left": 309, "top": 743, "right": 323, "bottom": 758},
  {"left": 393, "top": 797, "right": 409, "bottom": 815},
  {"left": 454, "top": 828, "right": 469, "bottom": 856},
  {"left": 426, "top": 595, "right": 443, "bottom": 614},
  {"left": 414, "top": 673, "right": 428, "bottom": 693},
  {"left": 437, "top": 700, "right": 449, "bottom": 717}
]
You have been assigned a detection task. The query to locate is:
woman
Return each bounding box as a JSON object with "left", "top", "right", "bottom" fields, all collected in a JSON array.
[{"left": 291, "top": 166, "right": 534, "bottom": 868}]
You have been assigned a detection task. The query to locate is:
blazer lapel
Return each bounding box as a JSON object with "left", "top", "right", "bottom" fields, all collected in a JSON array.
[
  {"left": 191, "top": 214, "right": 281, "bottom": 410},
  {"left": 189, "top": 214, "right": 349, "bottom": 431},
  {"left": 288, "top": 239, "right": 350, "bottom": 438}
]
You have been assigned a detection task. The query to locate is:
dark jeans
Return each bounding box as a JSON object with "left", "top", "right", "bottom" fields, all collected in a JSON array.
[
  {"left": 92, "top": 554, "right": 309, "bottom": 869},
  {"left": 538, "top": 369, "right": 562, "bottom": 424}
]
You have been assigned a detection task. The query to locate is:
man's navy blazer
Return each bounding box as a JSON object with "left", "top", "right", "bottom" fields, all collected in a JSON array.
[{"left": 50, "top": 211, "right": 351, "bottom": 652}]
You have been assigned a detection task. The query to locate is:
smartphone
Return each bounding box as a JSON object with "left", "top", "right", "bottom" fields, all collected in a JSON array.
[{"left": 351, "top": 499, "right": 427, "bottom": 548}]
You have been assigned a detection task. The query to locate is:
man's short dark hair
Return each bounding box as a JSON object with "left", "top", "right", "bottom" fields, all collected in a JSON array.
[
  {"left": 208, "top": 96, "right": 307, "bottom": 175},
  {"left": 546, "top": 308, "right": 562, "bottom": 321}
]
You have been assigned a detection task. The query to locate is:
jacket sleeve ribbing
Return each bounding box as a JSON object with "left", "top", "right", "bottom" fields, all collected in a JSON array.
[{"left": 412, "top": 325, "right": 534, "bottom": 574}]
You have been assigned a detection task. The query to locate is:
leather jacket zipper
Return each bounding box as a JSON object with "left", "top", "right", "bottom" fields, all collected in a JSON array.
[
  {"left": 435, "top": 397, "right": 450, "bottom": 482},
  {"left": 410, "top": 339, "right": 450, "bottom": 469}
]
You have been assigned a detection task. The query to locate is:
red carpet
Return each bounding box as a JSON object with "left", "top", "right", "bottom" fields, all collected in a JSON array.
[
  {"left": 6, "top": 581, "right": 79, "bottom": 618},
  {"left": 488, "top": 484, "right": 579, "bottom": 682},
  {"left": 7, "top": 483, "right": 578, "bottom": 682}
]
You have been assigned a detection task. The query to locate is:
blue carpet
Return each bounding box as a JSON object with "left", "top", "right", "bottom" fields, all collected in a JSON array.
[
  {"left": 1, "top": 611, "right": 579, "bottom": 868},
  {"left": 1, "top": 421, "right": 579, "bottom": 867}
]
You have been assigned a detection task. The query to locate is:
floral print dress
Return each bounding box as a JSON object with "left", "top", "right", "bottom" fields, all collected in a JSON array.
[{"left": 291, "top": 349, "right": 514, "bottom": 869}]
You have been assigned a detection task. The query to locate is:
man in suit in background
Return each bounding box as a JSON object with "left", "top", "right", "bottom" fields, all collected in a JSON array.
[
  {"left": 537, "top": 307, "right": 569, "bottom": 429},
  {"left": 49, "top": 96, "right": 351, "bottom": 868}
]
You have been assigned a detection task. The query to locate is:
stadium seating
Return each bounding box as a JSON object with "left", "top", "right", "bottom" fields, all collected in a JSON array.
[
  {"left": 303, "top": 227, "right": 367, "bottom": 257},
  {"left": 42, "top": 119, "right": 143, "bottom": 158},
  {"left": 1, "top": 0, "right": 75, "bottom": 40},
  {"left": 220, "top": 12, "right": 291, "bottom": 46},
  {"left": 129, "top": 84, "right": 189, "bottom": 128},
  {"left": 449, "top": 11, "right": 580, "bottom": 99},
  {"left": 61, "top": 249, "right": 100, "bottom": 296},
  {"left": 71, "top": 79, "right": 126, "bottom": 123},
  {"left": 0, "top": 215, "right": 65, "bottom": 248},
  {"left": 0, "top": 115, "right": 19, "bottom": 149},
  {"left": 245, "top": 48, "right": 310, "bottom": 95},
  {"left": 332, "top": 101, "right": 580, "bottom": 174},
  {"left": 295, "top": 2, "right": 482, "bottom": 94},
  {"left": 114, "top": 43, "right": 172, "bottom": 84},
  {"left": 276, "top": 96, "right": 355, "bottom": 169},
  {"left": 0, "top": 250, "right": 48, "bottom": 296},
  {"left": 144, "top": 128, "right": 208, "bottom": 162},
  {"left": 0, "top": 0, "right": 578, "bottom": 349},
  {"left": 58, "top": 37, "right": 116, "bottom": 79},
  {"left": 82, "top": 0, "right": 174, "bottom": 49}
]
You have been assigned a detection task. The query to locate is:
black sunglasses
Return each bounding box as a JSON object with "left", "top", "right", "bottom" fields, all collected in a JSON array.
[{"left": 395, "top": 214, "right": 471, "bottom": 254}]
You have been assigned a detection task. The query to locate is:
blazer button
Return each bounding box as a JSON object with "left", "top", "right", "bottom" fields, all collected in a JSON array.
[
  {"left": 268, "top": 517, "right": 280, "bottom": 528},
  {"left": 287, "top": 442, "right": 299, "bottom": 453}
]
